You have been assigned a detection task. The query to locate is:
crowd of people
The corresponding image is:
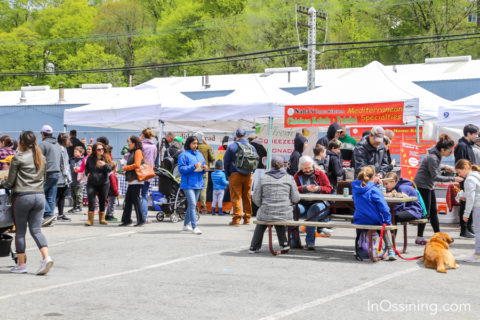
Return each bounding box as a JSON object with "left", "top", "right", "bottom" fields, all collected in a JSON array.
[{"left": 2, "top": 121, "right": 480, "bottom": 275}]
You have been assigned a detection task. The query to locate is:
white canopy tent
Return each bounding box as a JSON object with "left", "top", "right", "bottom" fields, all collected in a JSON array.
[
  {"left": 437, "top": 92, "right": 480, "bottom": 141},
  {"left": 287, "top": 61, "right": 450, "bottom": 125}
]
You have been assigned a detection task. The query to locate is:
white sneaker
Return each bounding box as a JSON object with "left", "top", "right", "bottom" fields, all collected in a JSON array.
[
  {"left": 464, "top": 254, "right": 480, "bottom": 263},
  {"left": 36, "top": 256, "right": 54, "bottom": 275},
  {"left": 182, "top": 225, "right": 193, "bottom": 232},
  {"left": 10, "top": 264, "right": 27, "bottom": 274},
  {"left": 192, "top": 227, "right": 202, "bottom": 235}
]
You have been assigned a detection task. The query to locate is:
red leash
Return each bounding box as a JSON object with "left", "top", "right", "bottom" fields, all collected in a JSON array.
[{"left": 378, "top": 223, "right": 423, "bottom": 261}]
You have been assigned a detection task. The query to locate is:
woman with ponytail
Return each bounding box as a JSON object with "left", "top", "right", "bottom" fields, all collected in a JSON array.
[
  {"left": 352, "top": 166, "right": 396, "bottom": 260},
  {"left": 1, "top": 131, "right": 53, "bottom": 275},
  {"left": 414, "top": 134, "right": 462, "bottom": 245},
  {"left": 455, "top": 159, "right": 480, "bottom": 262}
]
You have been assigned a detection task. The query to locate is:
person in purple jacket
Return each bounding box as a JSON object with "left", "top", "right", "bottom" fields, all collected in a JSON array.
[
  {"left": 383, "top": 172, "right": 423, "bottom": 223},
  {"left": 140, "top": 128, "right": 158, "bottom": 223}
]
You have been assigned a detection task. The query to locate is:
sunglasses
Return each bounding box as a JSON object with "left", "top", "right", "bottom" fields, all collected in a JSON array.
[{"left": 97, "top": 148, "right": 104, "bottom": 151}]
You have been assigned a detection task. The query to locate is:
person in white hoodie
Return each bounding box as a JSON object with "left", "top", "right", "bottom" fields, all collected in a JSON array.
[
  {"left": 473, "top": 137, "right": 480, "bottom": 166},
  {"left": 455, "top": 159, "right": 480, "bottom": 263}
]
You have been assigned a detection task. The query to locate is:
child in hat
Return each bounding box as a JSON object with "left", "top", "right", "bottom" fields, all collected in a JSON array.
[{"left": 211, "top": 160, "right": 229, "bottom": 215}]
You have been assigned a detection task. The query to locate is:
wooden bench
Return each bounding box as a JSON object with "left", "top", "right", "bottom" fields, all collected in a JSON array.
[
  {"left": 329, "top": 215, "right": 427, "bottom": 253},
  {"left": 254, "top": 220, "right": 397, "bottom": 261}
]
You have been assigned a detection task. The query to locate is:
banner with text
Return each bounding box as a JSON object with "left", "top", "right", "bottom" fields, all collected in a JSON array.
[
  {"left": 401, "top": 142, "right": 421, "bottom": 181},
  {"left": 284, "top": 102, "right": 404, "bottom": 128}
]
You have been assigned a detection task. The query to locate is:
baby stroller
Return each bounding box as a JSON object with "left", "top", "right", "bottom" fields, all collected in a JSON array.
[{"left": 154, "top": 167, "right": 199, "bottom": 223}]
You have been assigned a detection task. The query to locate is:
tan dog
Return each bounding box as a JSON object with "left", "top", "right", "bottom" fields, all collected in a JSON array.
[{"left": 422, "top": 232, "right": 458, "bottom": 273}]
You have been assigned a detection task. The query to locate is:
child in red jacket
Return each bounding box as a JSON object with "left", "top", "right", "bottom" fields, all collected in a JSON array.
[{"left": 106, "top": 162, "right": 119, "bottom": 221}]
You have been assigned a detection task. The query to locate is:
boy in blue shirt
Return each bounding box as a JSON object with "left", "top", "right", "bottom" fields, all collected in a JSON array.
[{"left": 211, "top": 160, "right": 229, "bottom": 215}]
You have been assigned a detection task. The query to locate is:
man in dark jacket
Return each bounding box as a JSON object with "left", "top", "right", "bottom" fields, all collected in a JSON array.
[
  {"left": 316, "top": 122, "right": 343, "bottom": 147},
  {"left": 67, "top": 129, "right": 86, "bottom": 159},
  {"left": 38, "top": 125, "right": 61, "bottom": 226},
  {"left": 454, "top": 124, "right": 479, "bottom": 238},
  {"left": 287, "top": 133, "right": 308, "bottom": 176},
  {"left": 352, "top": 126, "right": 390, "bottom": 179},
  {"left": 326, "top": 139, "right": 345, "bottom": 192}
]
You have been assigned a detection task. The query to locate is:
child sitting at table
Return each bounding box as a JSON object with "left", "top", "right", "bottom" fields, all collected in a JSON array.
[
  {"left": 383, "top": 172, "right": 423, "bottom": 223},
  {"left": 352, "top": 166, "right": 396, "bottom": 260},
  {"left": 211, "top": 160, "right": 229, "bottom": 215}
]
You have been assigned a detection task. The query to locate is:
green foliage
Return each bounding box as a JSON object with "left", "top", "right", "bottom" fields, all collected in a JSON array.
[{"left": 0, "top": 0, "right": 479, "bottom": 89}]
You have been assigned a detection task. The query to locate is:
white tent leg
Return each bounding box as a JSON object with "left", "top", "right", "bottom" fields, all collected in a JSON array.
[
  {"left": 266, "top": 117, "right": 273, "bottom": 170},
  {"left": 416, "top": 116, "right": 420, "bottom": 143}
]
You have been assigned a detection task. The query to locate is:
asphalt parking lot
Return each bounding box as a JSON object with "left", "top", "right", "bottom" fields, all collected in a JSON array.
[{"left": 1, "top": 210, "right": 479, "bottom": 320}]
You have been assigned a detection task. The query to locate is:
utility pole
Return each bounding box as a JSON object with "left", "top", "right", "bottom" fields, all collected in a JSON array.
[{"left": 296, "top": 5, "right": 328, "bottom": 91}]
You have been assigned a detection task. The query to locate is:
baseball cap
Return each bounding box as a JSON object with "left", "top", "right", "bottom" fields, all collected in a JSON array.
[
  {"left": 370, "top": 126, "right": 385, "bottom": 143},
  {"left": 41, "top": 125, "right": 53, "bottom": 134},
  {"left": 248, "top": 133, "right": 257, "bottom": 140},
  {"left": 174, "top": 136, "right": 184, "bottom": 143},
  {"left": 0, "top": 155, "right": 14, "bottom": 163},
  {"left": 236, "top": 128, "right": 246, "bottom": 138}
]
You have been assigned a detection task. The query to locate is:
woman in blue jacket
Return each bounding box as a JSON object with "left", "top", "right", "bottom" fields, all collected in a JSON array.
[
  {"left": 352, "top": 166, "right": 396, "bottom": 260},
  {"left": 178, "top": 136, "right": 207, "bottom": 235}
]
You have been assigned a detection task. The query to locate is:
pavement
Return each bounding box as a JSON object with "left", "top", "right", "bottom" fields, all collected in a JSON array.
[{"left": 1, "top": 209, "right": 479, "bottom": 320}]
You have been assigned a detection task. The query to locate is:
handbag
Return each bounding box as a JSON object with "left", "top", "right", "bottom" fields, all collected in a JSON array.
[{"left": 135, "top": 153, "right": 156, "bottom": 182}]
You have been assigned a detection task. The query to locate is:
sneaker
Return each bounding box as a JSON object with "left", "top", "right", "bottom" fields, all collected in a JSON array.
[
  {"left": 145, "top": 219, "right": 152, "bottom": 224},
  {"left": 388, "top": 249, "right": 397, "bottom": 261},
  {"left": 134, "top": 222, "right": 145, "bottom": 227},
  {"left": 218, "top": 212, "right": 225, "bottom": 216},
  {"left": 10, "top": 264, "right": 27, "bottom": 274},
  {"left": 280, "top": 245, "right": 290, "bottom": 253},
  {"left": 460, "top": 231, "right": 475, "bottom": 239},
  {"left": 305, "top": 244, "right": 315, "bottom": 251},
  {"left": 415, "top": 237, "right": 427, "bottom": 245},
  {"left": 118, "top": 222, "right": 132, "bottom": 227},
  {"left": 73, "top": 207, "right": 82, "bottom": 213},
  {"left": 41, "top": 216, "right": 56, "bottom": 227},
  {"left": 105, "top": 216, "right": 118, "bottom": 222},
  {"left": 36, "top": 256, "right": 54, "bottom": 275},
  {"left": 248, "top": 247, "right": 260, "bottom": 254},
  {"left": 56, "top": 215, "right": 71, "bottom": 222},
  {"left": 192, "top": 227, "right": 202, "bottom": 235},
  {"left": 211, "top": 211, "right": 216, "bottom": 216},
  {"left": 67, "top": 208, "right": 76, "bottom": 214},
  {"left": 464, "top": 254, "right": 480, "bottom": 263},
  {"left": 182, "top": 225, "right": 193, "bottom": 232},
  {"left": 318, "top": 228, "right": 333, "bottom": 237}
]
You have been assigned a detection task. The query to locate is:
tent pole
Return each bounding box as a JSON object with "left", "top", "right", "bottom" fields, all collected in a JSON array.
[
  {"left": 63, "top": 124, "right": 67, "bottom": 134},
  {"left": 266, "top": 117, "right": 274, "bottom": 170},
  {"left": 416, "top": 116, "right": 420, "bottom": 144},
  {"left": 158, "top": 120, "right": 165, "bottom": 166}
]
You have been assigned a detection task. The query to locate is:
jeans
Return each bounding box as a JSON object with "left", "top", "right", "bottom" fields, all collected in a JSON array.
[
  {"left": 106, "top": 195, "right": 116, "bottom": 217},
  {"left": 296, "top": 202, "right": 330, "bottom": 245},
  {"left": 43, "top": 173, "right": 59, "bottom": 217},
  {"left": 141, "top": 181, "right": 150, "bottom": 220},
  {"left": 184, "top": 189, "right": 201, "bottom": 229},
  {"left": 473, "top": 208, "right": 480, "bottom": 255},
  {"left": 70, "top": 185, "right": 83, "bottom": 209},
  {"left": 122, "top": 184, "right": 144, "bottom": 224}
]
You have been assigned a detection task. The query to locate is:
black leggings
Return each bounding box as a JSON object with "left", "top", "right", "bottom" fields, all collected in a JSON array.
[
  {"left": 417, "top": 188, "right": 440, "bottom": 237},
  {"left": 121, "top": 184, "right": 143, "bottom": 224},
  {"left": 56, "top": 186, "right": 68, "bottom": 216},
  {"left": 250, "top": 224, "right": 288, "bottom": 250},
  {"left": 87, "top": 183, "right": 109, "bottom": 212}
]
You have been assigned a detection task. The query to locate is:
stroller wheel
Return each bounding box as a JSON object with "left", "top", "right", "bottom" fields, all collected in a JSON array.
[
  {"left": 156, "top": 211, "right": 165, "bottom": 222},
  {"left": 171, "top": 213, "right": 179, "bottom": 223}
]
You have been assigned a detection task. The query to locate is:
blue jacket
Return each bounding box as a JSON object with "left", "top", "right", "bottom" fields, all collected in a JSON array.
[
  {"left": 223, "top": 139, "right": 256, "bottom": 177},
  {"left": 178, "top": 150, "right": 206, "bottom": 190},
  {"left": 393, "top": 178, "right": 423, "bottom": 219},
  {"left": 352, "top": 180, "right": 391, "bottom": 225},
  {"left": 211, "top": 170, "right": 229, "bottom": 190}
]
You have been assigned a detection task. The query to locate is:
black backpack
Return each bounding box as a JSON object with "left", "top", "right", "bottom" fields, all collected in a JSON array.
[{"left": 234, "top": 142, "right": 259, "bottom": 174}]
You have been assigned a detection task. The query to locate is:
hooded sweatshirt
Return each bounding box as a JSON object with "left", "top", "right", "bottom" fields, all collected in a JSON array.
[
  {"left": 287, "top": 133, "right": 308, "bottom": 176},
  {"left": 414, "top": 146, "right": 455, "bottom": 190},
  {"left": 393, "top": 178, "right": 423, "bottom": 219},
  {"left": 352, "top": 180, "right": 391, "bottom": 225},
  {"left": 464, "top": 170, "right": 480, "bottom": 219},
  {"left": 316, "top": 123, "right": 342, "bottom": 147},
  {"left": 326, "top": 149, "right": 344, "bottom": 189},
  {"left": 39, "top": 136, "right": 61, "bottom": 173},
  {"left": 454, "top": 136, "right": 476, "bottom": 164}
]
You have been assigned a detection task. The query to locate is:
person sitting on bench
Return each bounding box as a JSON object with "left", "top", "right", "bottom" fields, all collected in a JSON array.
[
  {"left": 383, "top": 172, "right": 423, "bottom": 223},
  {"left": 249, "top": 156, "right": 300, "bottom": 254},
  {"left": 352, "top": 166, "right": 396, "bottom": 260},
  {"left": 293, "top": 156, "right": 333, "bottom": 249}
]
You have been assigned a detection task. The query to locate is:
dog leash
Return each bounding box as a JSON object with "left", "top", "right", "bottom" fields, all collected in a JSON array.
[{"left": 378, "top": 223, "right": 423, "bottom": 261}]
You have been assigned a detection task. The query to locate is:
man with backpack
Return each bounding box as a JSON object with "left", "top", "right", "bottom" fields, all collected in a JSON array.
[{"left": 224, "top": 128, "right": 259, "bottom": 226}]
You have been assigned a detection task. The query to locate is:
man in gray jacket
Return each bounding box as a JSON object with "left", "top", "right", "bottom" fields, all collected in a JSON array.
[
  {"left": 38, "top": 125, "right": 61, "bottom": 226},
  {"left": 352, "top": 126, "right": 390, "bottom": 180}
]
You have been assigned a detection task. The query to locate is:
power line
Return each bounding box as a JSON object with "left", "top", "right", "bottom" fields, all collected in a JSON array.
[{"left": 0, "top": 32, "right": 478, "bottom": 77}]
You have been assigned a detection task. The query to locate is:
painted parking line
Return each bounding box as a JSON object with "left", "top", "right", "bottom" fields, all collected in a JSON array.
[
  {"left": 259, "top": 267, "right": 419, "bottom": 320},
  {"left": 0, "top": 246, "right": 246, "bottom": 301}
]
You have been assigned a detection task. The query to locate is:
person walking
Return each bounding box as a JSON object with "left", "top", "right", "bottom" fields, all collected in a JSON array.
[
  {"left": 84, "top": 142, "right": 112, "bottom": 226},
  {"left": 38, "top": 125, "right": 61, "bottom": 227},
  {"left": 454, "top": 124, "right": 479, "bottom": 238},
  {"left": 224, "top": 128, "right": 258, "bottom": 226},
  {"left": 194, "top": 132, "right": 214, "bottom": 214},
  {"left": 140, "top": 129, "right": 158, "bottom": 223},
  {"left": 2, "top": 131, "right": 53, "bottom": 275},
  {"left": 55, "top": 133, "right": 72, "bottom": 222},
  {"left": 249, "top": 156, "right": 300, "bottom": 254},
  {"left": 414, "top": 134, "right": 462, "bottom": 244},
  {"left": 120, "top": 136, "right": 146, "bottom": 227},
  {"left": 178, "top": 135, "right": 207, "bottom": 234}
]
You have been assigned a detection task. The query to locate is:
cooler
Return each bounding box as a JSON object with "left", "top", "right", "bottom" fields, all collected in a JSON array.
[{"left": 435, "top": 184, "right": 460, "bottom": 224}]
